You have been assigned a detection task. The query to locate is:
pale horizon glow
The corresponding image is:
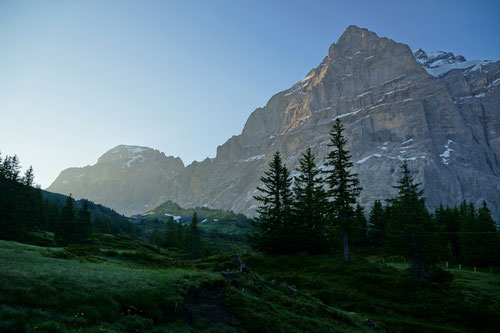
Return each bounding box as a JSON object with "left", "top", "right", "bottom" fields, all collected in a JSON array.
[{"left": 1, "top": 0, "right": 499, "bottom": 188}]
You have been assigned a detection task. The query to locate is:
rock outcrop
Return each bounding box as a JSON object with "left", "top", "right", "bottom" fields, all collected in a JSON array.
[{"left": 48, "top": 26, "right": 500, "bottom": 220}]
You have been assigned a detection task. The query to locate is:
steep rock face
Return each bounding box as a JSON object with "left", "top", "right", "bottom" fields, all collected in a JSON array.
[
  {"left": 161, "top": 25, "right": 500, "bottom": 219},
  {"left": 47, "top": 145, "right": 184, "bottom": 214},
  {"left": 48, "top": 26, "right": 500, "bottom": 220}
]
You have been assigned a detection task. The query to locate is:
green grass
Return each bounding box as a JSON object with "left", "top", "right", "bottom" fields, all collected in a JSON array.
[
  {"left": 1, "top": 237, "right": 499, "bottom": 332},
  {"left": 0, "top": 238, "right": 363, "bottom": 332},
  {"left": 0, "top": 240, "right": 225, "bottom": 332},
  {"left": 218, "top": 252, "right": 500, "bottom": 332}
]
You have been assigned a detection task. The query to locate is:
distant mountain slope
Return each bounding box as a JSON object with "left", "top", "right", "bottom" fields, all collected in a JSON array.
[
  {"left": 48, "top": 26, "right": 500, "bottom": 221},
  {"left": 41, "top": 190, "right": 127, "bottom": 223},
  {"left": 47, "top": 145, "right": 184, "bottom": 215}
]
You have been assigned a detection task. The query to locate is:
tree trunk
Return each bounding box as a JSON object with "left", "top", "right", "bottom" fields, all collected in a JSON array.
[{"left": 343, "top": 232, "right": 350, "bottom": 263}]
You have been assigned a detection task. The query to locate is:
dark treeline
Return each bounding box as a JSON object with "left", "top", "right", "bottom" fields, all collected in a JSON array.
[
  {"left": 0, "top": 152, "right": 139, "bottom": 245},
  {"left": 149, "top": 213, "right": 210, "bottom": 259},
  {"left": 0, "top": 154, "right": 43, "bottom": 240},
  {"left": 251, "top": 119, "right": 500, "bottom": 283}
]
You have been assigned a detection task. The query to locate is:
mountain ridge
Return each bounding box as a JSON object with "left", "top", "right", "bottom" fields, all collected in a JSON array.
[{"left": 47, "top": 25, "right": 500, "bottom": 221}]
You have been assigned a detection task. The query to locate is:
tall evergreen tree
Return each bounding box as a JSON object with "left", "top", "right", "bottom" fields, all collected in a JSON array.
[
  {"left": 292, "top": 147, "right": 329, "bottom": 253},
  {"left": 368, "top": 200, "right": 385, "bottom": 246},
  {"left": 76, "top": 200, "right": 92, "bottom": 243},
  {"left": 22, "top": 166, "right": 35, "bottom": 187},
  {"left": 55, "top": 195, "right": 76, "bottom": 245},
  {"left": 352, "top": 204, "right": 369, "bottom": 246},
  {"left": 162, "top": 217, "right": 177, "bottom": 247},
  {"left": 434, "top": 204, "right": 461, "bottom": 261},
  {"left": 324, "top": 118, "right": 362, "bottom": 262},
  {"left": 250, "top": 152, "right": 293, "bottom": 253},
  {"left": 186, "top": 212, "right": 202, "bottom": 259},
  {"left": 389, "top": 161, "right": 440, "bottom": 283},
  {"left": 475, "top": 201, "right": 500, "bottom": 266},
  {"left": 8, "top": 155, "right": 21, "bottom": 181},
  {"left": 458, "top": 201, "right": 500, "bottom": 266}
]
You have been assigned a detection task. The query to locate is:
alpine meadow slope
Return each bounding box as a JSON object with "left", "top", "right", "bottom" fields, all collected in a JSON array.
[{"left": 47, "top": 26, "right": 500, "bottom": 220}]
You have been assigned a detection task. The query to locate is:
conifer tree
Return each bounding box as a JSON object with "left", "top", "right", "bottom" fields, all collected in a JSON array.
[
  {"left": 251, "top": 151, "right": 293, "bottom": 253},
  {"left": 476, "top": 201, "right": 500, "bottom": 266},
  {"left": 352, "top": 204, "right": 369, "bottom": 246},
  {"left": 186, "top": 212, "right": 202, "bottom": 259},
  {"left": 459, "top": 201, "right": 500, "bottom": 266},
  {"left": 8, "top": 155, "right": 21, "bottom": 181},
  {"left": 22, "top": 166, "right": 35, "bottom": 187},
  {"left": 434, "top": 204, "right": 461, "bottom": 261},
  {"left": 324, "top": 119, "right": 362, "bottom": 262},
  {"left": 76, "top": 200, "right": 92, "bottom": 243},
  {"left": 292, "top": 147, "right": 329, "bottom": 253},
  {"left": 150, "top": 229, "right": 162, "bottom": 246},
  {"left": 162, "top": 217, "right": 177, "bottom": 247},
  {"left": 55, "top": 195, "right": 76, "bottom": 245},
  {"left": 389, "top": 161, "right": 440, "bottom": 282},
  {"left": 368, "top": 200, "right": 385, "bottom": 246}
]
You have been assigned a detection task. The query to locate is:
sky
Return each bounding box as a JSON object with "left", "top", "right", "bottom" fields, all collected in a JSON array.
[{"left": 1, "top": 0, "right": 499, "bottom": 188}]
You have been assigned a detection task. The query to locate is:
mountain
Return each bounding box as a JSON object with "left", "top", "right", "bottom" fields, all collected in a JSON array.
[
  {"left": 47, "top": 145, "right": 184, "bottom": 214},
  {"left": 48, "top": 26, "right": 500, "bottom": 220}
]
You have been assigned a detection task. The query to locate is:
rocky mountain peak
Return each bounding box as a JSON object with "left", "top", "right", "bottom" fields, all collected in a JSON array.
[
  {"left": 412, "top": 48, "right": 490, "bottom": 77},
  {"left": 46, "top": 145, "right": 185, "bottom": 214},
  {"left": 328, "top": 25, "right": 382, "bottom": 59},
  {"left": 97, "top": 145, "right": 184, "bottom": 169},
  {"left": 414, "top": 49, "right": 466, "bottom": 67},
  {"left": 98, "top": 145, "right": 151, "bottom": 164}
]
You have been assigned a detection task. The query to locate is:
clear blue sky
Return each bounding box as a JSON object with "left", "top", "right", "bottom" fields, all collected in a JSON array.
[{"left": 1, "top": 0, "right": 499, "bottom": 188}]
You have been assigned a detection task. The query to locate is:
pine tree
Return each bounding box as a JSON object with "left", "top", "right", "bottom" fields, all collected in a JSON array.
[
  {"left": 352, "top": 204, "right": 369, "bottom": 246},
  {"left": 8, "top": 155, "right": 21, "bottom": 181},
  {"left": 292, "top": 147, "right": 329, "bottom": 253},
  {"left": 389, "top": 161, "right": 440, "bottom": 283},
  {"left": 150, "top": 229, "right": 162, "bottom": 246},
  {"left": 476, "top": 201, "right": 500, "bottom": 266},
  {"left": 458, "top": 201, "right": 477, "bottom": 265},
  {"left": 186, "top": 212, "right": 202, "bottom": 259},
  {"left": 324, "top": 119, "right": 362, "bottom": 262},
  {"left": 250, "top": 152, "right": 293, "bottom": 253},
  {"left": 459, "top": 201, "right": 500, "bottom": 266},
  {"left": 368, "top": 200, "right": 385, "bottom": 246},
  {"left": 434, "top": 204, "right": 460, "bottom": 261},
  {"left": 55, "top": 195, "right": 76, "bottom": 245},
  {"left": 163, "top": 217, "right": 177, "bottom": 247},
  {"left": 22, "top": 166, "right": 35, "bottom": 187},
  {"left": 76, "top": 200, "right": 92, "bottom": 243}
]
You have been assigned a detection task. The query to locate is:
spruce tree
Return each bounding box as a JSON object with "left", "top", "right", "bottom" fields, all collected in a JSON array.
[
  {"left": 186, "top": 212, "right": 202, "bottom": 259},
  {"left": 476, "top": 201, "right": 500, "bottom": 266},
  {"left": 150, "top": 229, "right": 162, "bottom": 246},
  {"left": 55, "top": 195, "right": 76, "bottom": 245},
  {"left": 163, "top": 217, "right": 177, "bottom": 247},
  {"left": 459, "top": 201, "right": 500, "bottom": 266},
  {"left": 251, "top": 152, "right": 293, "bottom": 253},
  {"left": 368, "top": 200, "right": 385, "bottom": 246},
  {"left": 22, "top": 166, "right": 35, "bottom": 187},
  {"left": 76, "top": 200, "right": 92, "bottom": 243},
  {"left": 324, "top": 118, "right": 362, "bottom": 262},
  {"left": 352, "top": 204, "right": 369, "bottom": 246},
  {"left": 8, "top": 155, "right": 21, "bottom": 181},
  {"left": 389, "top": 161, "right": 440, "bottom": 283},
  {"left": 292, "top": 147, "right": 329, "bottom": 253},
  {"left": 434, "top": 204, "right": 460, "bottom": 261}
]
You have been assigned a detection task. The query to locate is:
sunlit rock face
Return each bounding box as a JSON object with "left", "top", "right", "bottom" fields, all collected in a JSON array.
[{"left": 48, "top": 26, "right": 500, "bottom": 220}]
